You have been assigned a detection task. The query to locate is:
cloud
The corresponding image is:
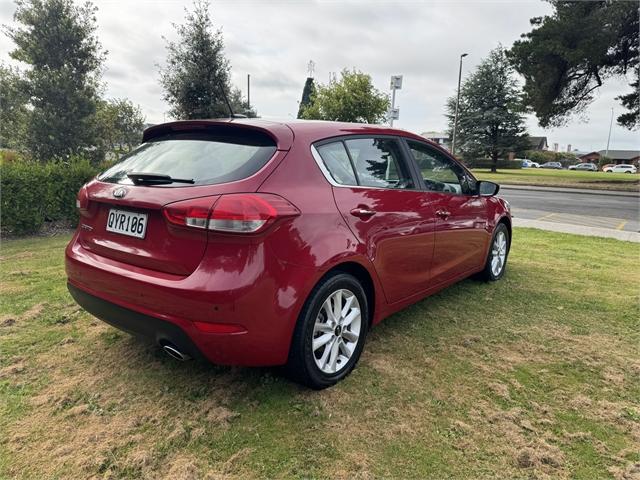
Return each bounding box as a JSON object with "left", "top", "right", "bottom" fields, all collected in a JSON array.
[{"left": 1, "top": 0, "right": 638, "bottom": 150}]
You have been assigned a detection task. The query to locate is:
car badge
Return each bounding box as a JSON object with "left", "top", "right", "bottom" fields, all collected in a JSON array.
[{"left": 113, "top": 187, "right": 128, "bottom": 199}]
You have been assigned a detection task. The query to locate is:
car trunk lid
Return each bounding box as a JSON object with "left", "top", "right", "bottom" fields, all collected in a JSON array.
[{"left": 76, "top": 121, "right": 291, "bottom": 276}]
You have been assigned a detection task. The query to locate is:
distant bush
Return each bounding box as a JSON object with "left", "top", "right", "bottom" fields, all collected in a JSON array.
[
  {"left": 0, "top": 149, "right": 26, "bottom": 163},
  {"left": 464, "top": 158, "right": 522, "bottom": 169},
  {"left": 1, "top": 158, "right": 100, "bottom": 235},
  {"left": 525, "top": 150, "right": 578, "bottom": 167},
  {"left": 598, "top": 156, "right": 612, "bottom": 168}
]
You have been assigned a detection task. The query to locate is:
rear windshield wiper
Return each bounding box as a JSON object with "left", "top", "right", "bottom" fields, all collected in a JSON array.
[{"left": 127, "top": 172, "right": 195, "bottom": 185}]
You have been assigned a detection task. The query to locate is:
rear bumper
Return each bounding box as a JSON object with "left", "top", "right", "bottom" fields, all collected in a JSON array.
[
  {"left": 68, "top": 282, "right": 204, "bottom": 360},
  {"left": 65, "top": 232, "right": 319, "bottom": 366}
]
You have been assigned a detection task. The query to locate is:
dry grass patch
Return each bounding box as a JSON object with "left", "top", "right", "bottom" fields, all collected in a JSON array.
[{"left": 1, "top": 230, "right": 639, "bottom": 479}]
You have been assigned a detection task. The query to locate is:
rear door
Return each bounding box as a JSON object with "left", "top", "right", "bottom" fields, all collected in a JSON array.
[
  {"left": 403, "top": 139, "right": 490, "bottom": 286},
  {"left": 77, "top": 124, "right": 285, "bottom": 276},
  {"left": 314, "top": 136, "right": 436, "bottom": 304}
]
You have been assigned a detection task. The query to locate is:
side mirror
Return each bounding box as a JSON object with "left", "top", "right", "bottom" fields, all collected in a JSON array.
[{"left": 477, "top": 180, "right": 500, "bottom": 197}]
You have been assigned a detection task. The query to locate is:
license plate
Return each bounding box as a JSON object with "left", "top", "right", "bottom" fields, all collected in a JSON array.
[{"left": 106, "top": 209, "right": 147, "bottom": 239}]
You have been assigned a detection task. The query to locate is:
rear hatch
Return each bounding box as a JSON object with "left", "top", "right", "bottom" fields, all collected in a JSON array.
[{"left": 77, "top": 121, "right": 291, "bottom": 276}]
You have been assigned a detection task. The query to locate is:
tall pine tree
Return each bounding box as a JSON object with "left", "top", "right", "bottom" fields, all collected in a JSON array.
[
  {"left": 5, "top": 0, "right": 106, "bottom": 161},
  {"left": 297, "top": 77, "right": 315, "bottom": 119},
  {"left": 159, "top": 0, "right": 254, "bottom": 119},
  {"left": 446, "top": 47, "right": 529, "bottom": 172}
]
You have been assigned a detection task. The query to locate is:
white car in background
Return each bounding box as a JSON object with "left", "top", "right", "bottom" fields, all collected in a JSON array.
[
  {"left": 520, "top": 159, "right": 540, "bottom": 168},
  {"left": 610, "top": 164, "right": 637, "bottom": 174}
]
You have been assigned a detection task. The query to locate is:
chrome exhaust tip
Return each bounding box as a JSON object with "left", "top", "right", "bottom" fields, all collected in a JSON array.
[{"left": 161, "top": 343, "right": 191, "bottom": 362}]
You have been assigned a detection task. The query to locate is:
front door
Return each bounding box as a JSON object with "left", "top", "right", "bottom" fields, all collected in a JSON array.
[{"left": 404, "top": 140, "right": 490, "bottom": 286}]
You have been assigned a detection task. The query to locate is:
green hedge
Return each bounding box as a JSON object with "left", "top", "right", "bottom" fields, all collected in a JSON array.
[
  {"left": 1, "top": 159, "right": 101, "bottom": 235},
  {"left": 463, "top": 158, "right": 523, "bottom": 169}
]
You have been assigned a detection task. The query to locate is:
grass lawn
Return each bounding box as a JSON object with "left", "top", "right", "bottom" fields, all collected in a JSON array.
[
  {"left": 1, "top": 230, "right": 639, "bottom": 479},
  {"left": 472, "top": 168, "right": 640, "bottom": 192}
]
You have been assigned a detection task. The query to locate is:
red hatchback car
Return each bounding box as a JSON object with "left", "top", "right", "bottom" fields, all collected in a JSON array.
[{"left": 66, "top": 119, "right": 511, "bottom": 388}]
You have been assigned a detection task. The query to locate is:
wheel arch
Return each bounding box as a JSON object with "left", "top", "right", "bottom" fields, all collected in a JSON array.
[
  {"left": 321, "top": 261, "right": 376, "bottom": 326},
  {"left": 497, "top": 215, "right": 512, "bottom": 240}
]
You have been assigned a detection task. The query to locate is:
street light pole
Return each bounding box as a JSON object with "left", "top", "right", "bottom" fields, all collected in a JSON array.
[
  {"left": 451, "top": 53, "right": 468, "bottom": 156},
  {"left": 605, "top": 107, "right": 613, "bottom": 158},
  {"left": 247, "top": 74, "right": 251, "bottom": 111}
]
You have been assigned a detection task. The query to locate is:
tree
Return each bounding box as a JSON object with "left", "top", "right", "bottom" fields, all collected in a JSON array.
[
  {"left": 95, "top": 98, "right": 145, "bottom": 159},
  {"left": 616, "top": 65, "right": 639, "bottom": 130},
  {"left": 446, "top": 47, "right": 529, "bottom": 172},
  {"left": 4, "top": 0, "right": 106, "bottom": 160},
  {"left": 159, "top": 0, "right": 253, "bottom": 119},
  {"left": 228, "top": 87, "right": 257, "bottom": 118},
  {"left": 0, "top": 63, "right": 29, "bottom": 150},
  {"left": 297, "top": 77, "right": 316, "bottom": 119},
  {"left": 300, "top": 69, "right": 389, "bottom": 123},
  {"left": 510, "top": 1, "right": 639, "bottom": 129}
]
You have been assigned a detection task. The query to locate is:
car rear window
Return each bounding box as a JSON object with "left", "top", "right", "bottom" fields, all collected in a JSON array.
[{"left": 98, "top": 129, "right": 277, "bottom": 187}]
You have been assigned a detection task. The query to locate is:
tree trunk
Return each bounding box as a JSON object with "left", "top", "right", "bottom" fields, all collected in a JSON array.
[{"left": 491, "top": 151, "right": 499, "bottom": 173}]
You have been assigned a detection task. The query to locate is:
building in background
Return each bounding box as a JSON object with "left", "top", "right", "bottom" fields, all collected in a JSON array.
[
  {"left": 421, "top": 131, "right": 450, "bottom": 150},
  {"left": 529, "top": 136, "right": 548, "bottom": 151},
  {"left": 579, "top": 150, "right": 640, "bottom": 165}
]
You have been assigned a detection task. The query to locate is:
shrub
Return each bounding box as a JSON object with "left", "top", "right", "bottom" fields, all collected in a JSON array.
[
  {"left": 598, "top": 156, "right": 612, "bottom": 168},
  {"left": 1, "top": 157, "right": 100, "bottom": 235},
  {"left": 526, "top": 150, "right": 578, "bottom": 167},
  {"left": 0, "top": 149, "right": 26, "bottom": 163},
  {"left": 464, "top": 158, "right": 522, "bottom": 169}
]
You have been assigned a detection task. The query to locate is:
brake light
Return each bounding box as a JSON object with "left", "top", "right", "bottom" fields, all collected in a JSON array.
[
  {"left": 162, "top": 196, "right": 219, "bottom": 229},
  {"left": 76, "top": 186, "right": 91, "bottom": 217},
  {"left": 162, "top": 194, "right": 299, "bottom": 233}
]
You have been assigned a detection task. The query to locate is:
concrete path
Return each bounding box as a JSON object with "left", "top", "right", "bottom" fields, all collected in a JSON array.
[
  {"left": 499, "top": 185, "right": 639, "bottom": 241},
  {"left": 514, "top": 218, "right": 640, "bottom": 242}
]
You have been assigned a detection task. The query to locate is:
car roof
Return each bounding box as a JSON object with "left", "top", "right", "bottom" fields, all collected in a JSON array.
[{"left": 143, "top": 118, "right": 432, "bottom": 150}]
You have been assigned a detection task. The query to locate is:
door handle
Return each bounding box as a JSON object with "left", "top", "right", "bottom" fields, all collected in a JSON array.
[
  {"left": 350, "top": 207, "right": 376, "bottom": 219},
  {"left": 436, "top": 209, "right": 450, "bottom": 219}
]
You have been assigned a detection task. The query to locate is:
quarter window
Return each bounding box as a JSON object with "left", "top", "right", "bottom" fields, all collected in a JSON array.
[
  {"left": 316, "top": 142, "right": 357, "bottom": 185},
  {"left": 406, "top": 140, "right": 475, "bottom": 195},
  {"left": 344, "top": 138, "right": 413, "bottom": 189}
]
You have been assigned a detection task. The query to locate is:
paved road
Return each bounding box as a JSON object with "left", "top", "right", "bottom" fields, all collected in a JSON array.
[{"left": 498, "top": 186, "right": 640, "bottom": 232}]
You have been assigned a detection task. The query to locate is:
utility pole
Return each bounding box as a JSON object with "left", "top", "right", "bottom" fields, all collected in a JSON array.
[
  {"left": 605, "top": 107, "right": 613, "bottom": 158},
  {"left": 389, "top": 75, "right": 402, "bottom": 127},
  {"left": 247, "top": 74, "right": 251, "bottom": 111},
  {"left": 451, "top": 53, "right": 468, "bottom": 155}
]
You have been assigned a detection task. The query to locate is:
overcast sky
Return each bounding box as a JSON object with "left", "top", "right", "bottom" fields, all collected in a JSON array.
[{"left": 1, "top": 0, "right": 638, "bottom": 152}]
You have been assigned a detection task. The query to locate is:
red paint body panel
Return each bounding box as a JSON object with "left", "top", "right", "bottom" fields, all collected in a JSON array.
[
  {"left": 331, "top": 187, "right": 436, "bottom": 304},
  {"left": 65, "top": 119, "right": 511, "bottom": 366}
]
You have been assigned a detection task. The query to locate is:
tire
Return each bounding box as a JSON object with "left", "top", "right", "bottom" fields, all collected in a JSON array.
[
  {"left": 286, "top": 272, "right": 369, "bottom": 389},
  {"left": 478, "top": 223, "right": 510, "bottom": 281}
]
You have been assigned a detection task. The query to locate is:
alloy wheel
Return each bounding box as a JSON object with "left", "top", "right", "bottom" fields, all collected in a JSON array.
[
  {"left": 491, "top": 231, "right": 507, "bottom": 277},
  {"left": 312, "top": 289, "right": 361, "bottom": 374}
]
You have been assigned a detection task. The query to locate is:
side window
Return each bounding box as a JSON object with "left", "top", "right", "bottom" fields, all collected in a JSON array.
[
  {"left": 316, "top": 142, "right": 357, "bottom": 186},
  {"left": 406, "top": 140, "right": 476, "bottom": 195},
  {"left": 344, "top": 138, "right": 414, "bottom": 189}
]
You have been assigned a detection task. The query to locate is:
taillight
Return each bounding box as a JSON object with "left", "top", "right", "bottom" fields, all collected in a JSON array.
[
  {"left": 162, "top": 194, "right": 299, "bottom": 233},
  {"left": 162, "top": 196, "right": 219, "bottom": 229},
  {"left": 76, "top": 186, "right": 90, "bottom": 217}
]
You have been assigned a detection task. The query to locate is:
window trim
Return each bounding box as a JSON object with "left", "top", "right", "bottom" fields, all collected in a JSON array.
[
  {"left": 400, "top": 138, "right": 479, "bottom": 196},
  {"left": 311, "top": 134, "right": 422, "bottom": 191}
]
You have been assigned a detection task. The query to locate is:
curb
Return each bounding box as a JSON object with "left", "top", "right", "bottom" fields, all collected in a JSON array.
[
  {"left": 514, "top": 218, "right": 640, "bottom": 243},
  {"left": 499, "top": 184, "right": 639, "bottom": 198}
]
